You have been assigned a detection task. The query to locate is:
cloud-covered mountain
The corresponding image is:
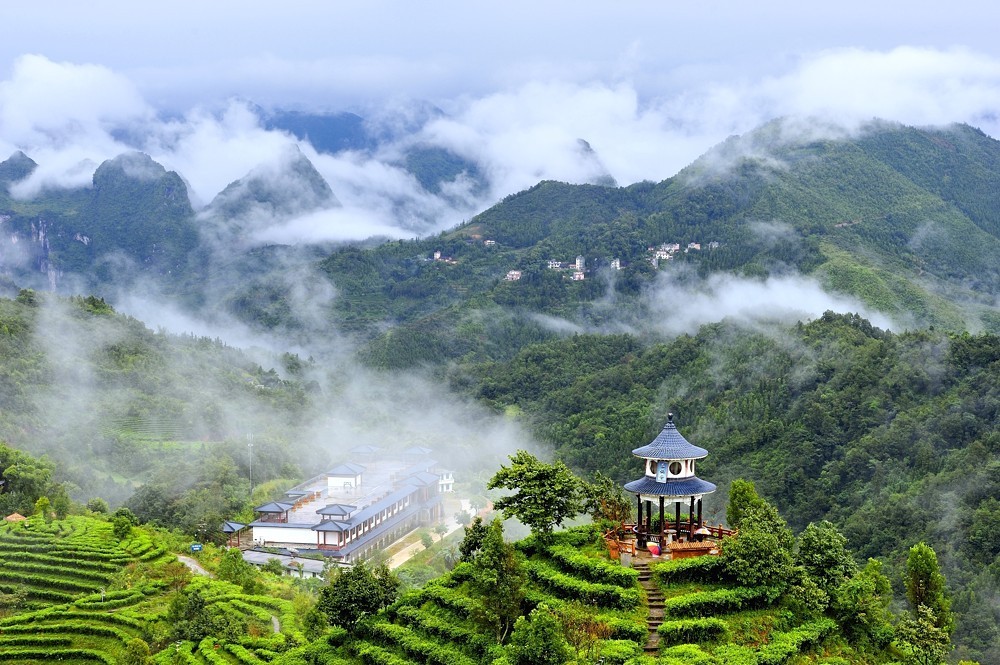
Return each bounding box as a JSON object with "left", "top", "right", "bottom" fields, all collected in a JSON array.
[{"left": 201, "top": 144, "right": 340, "bottom": 248}]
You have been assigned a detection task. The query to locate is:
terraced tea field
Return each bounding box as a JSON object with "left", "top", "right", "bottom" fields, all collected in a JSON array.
[{"left": 0, "top": 516, "right": 171, "bottom": 662}]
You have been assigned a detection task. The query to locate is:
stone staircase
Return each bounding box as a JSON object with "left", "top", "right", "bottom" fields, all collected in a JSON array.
[{"left": 634, "top": 560, "right": 664, "bottom": 654}]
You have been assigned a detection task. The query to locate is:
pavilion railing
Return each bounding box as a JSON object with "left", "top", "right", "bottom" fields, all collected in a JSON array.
[{"left": 614, "top": 521, "right": 735, "bottom": 544}]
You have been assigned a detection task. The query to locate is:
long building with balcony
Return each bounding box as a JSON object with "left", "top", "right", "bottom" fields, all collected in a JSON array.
[{"left": 247, "top": 447, "right": 451, "bottom": 565}]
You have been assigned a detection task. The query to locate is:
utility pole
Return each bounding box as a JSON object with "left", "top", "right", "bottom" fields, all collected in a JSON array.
[{"left": 247, "top": 433, "right": 254, "bottom": 499}]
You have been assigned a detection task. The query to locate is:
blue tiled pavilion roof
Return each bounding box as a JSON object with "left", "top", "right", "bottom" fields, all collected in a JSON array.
[
  {"left": 623, "top": 475, "right": 717, "bottom": 497},
  {"left": 221, "top": 521, "right": 245, "bottom": 533},
  {"left": 632, "top": 415, "right": 707, "bottom": 460}
]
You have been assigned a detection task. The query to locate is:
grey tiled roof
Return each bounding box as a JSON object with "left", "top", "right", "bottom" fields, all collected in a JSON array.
[
  {"left": 632, "top": 416, "right": 708, "bottom": 460},
  {"left": 254, "top": 501, "right": 294, "bottom": 513},
  {"left": 623, "top": 475, "right": 717, "bottom": 497}
]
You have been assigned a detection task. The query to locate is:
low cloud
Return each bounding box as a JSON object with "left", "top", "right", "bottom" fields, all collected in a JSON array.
[
  {"left": 5, "top": 48, "right": 1000, "bottom": 242},
  {"left": 644, "top": 270, "right": 895, "bottom": 336}
]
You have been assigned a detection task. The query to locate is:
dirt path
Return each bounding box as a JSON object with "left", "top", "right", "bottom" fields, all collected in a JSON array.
[{"left": 177, "top": 555, "right": 213, "bottom": 577}]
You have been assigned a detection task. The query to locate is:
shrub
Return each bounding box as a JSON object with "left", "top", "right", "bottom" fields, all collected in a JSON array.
[
  {"left": 545, "top": 545, "right": 638, "bottom": 588},
  {"left": 659, "top": 643, "right": 718, "bottom": 665},
  {"left": 657, "top": 617, "right": 729, "bottom": 645},
  {"left": 522, "top": 559, "right": 640, "bottom": 609},
  {"left": 593, "top": 639, "right": 641, "bottom": 664},
  {"left": 663, "top": 586, "right": 773, "bottom": 618},
  {"left": 651, "top": 555, "right": 730, "bottom": 585}
]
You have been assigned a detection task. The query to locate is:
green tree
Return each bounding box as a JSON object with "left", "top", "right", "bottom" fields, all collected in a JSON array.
[
  {"left": 0, "top": 441, "right": 54, "bottom": 516},
  {"left": 795, "top": 520, "right": 858, "bottom": 595},
  {"left": 555, "top": 601, "right": 613, "bottom": 663},
  {"left": 726, "top": 478, "right": 767, "bottom": 531},
  {"left": 460, "top": 516, "right": 489, "bottom": 562},
  {"left": 33, "top": 496, "right": 51, "bottom": 522},
  {"left": 487, "top": 450, "right": 584, "bottom": 542},
  {"left": 119, "top": 637, "right": 151, "bottom": 665},
  {"left": 507, "top": 603, "right": 572, "bottom": 665},
  {"left": 112, "top": 507, "right": 138, "bottom": 540},
  {"left": 583, "top": 470, "right": 632, "bottom": 527},
  {"left": 470, "top": 519, "right": 524, "bottom": 643},
  {"left": 831, "top": 559, "right": 894, "bottom": 650},
  {"left": 721, "top": 486, "right": 794, "bottom": 593},
  {"left": 51, "top": 486, "right": 71, "bottom": 519},
  {"left": 168, "top": 588, "right": 221, "bottom": 642},
  {"left": 421, "top": 532, "right": 434, "bottom": 550},
  {"left": 86, "top": 497, "right": 109, "bottom": 514},
  {"left": 905, "top": 542, "right": 953, "bottom": 634},
  {"left": 262, "top": 558, "right": 285, "bottom": 575},
  {"left": 722, "top": 508, "right": 793, "bottom": 593},
  {"left": 316, "top": 562, "right": 399, "bottom": 627},
  {"left": 896, "top": 604, "right": 951, "bottom": 665},
  {"left": 217, "top": 548, "right": 260, "bottom": 594}
]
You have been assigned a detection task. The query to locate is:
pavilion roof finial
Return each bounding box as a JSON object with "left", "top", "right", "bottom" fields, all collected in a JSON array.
[{"left": 667, "top": 412, "right": 674, "bottom": 423}]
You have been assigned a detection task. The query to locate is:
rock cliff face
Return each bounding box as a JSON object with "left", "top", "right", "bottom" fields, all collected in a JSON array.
[
  {"left": 0, "top": 215, "right": 59, "bottom": 291},
  {"left": 0, "top": 151, "right": 203, "bottom": 292}
]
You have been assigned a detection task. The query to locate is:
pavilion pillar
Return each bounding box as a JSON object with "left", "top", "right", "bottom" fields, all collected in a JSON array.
[
  {"left": 645, "top": 500, "right": 653, "bottom": 538},
  {"left": 636, "top": 496, "right": 644, "bottom": 546},
  {"left": 674, "top": 502, "right": 681, "bottom": 540},
  {"left": 659, "top": 496, "right": 665, "bottom": 542},
  {"left": 688, "top": 496, "right": 695, "bottom": 540},
  {"left": 697, "top": 498, "right": 703, "bottom": 527}
]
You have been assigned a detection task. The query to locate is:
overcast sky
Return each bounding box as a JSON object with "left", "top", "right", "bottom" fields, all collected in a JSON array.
[{"left": 3, "top": 1, "right": 1000, "bottom": 239}]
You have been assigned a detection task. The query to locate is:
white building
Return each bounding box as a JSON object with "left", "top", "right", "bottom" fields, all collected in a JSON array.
[{"left": 245, "top": 448, "right": 450, "bottom": 565}]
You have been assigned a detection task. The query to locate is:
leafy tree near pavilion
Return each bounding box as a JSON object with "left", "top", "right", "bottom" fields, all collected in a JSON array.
[
  {"left": 828, "top": 557, "right": 895, "bottom": 650},
  {"left": 721, "top": 479, "right": 795, "bottom": 595},
  {"left": 469, "top": 518, "right": 524, "bottom": 643},
  {"left": 795, "top": 520, "right": 858, "bottom": 596},
  {"left": 726, "top": 478, "right": 768, "bottom": 531},
  {"left": 487, "top": 450, "right": 585, "bottom": 542},
  {"left": 583, "top": 470, "right": 632, "bottom": 527},
  {"left": 316, "top": 562, "right": 399, "bottom": 628}
]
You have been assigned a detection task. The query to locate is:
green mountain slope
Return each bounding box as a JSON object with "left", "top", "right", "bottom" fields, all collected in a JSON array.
[{"left": 312, "top": 121, "right": 1000, "bottom": 371}]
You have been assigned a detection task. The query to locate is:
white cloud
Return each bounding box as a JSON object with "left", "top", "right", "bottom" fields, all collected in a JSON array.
[
  {"left": 5, "top": 47, "right": 1000, "bottom": 244},
  {"left": 0, "top": 55, "right": 150, "bottom": 195},
  {"left": 644, "top": 271, "right": 895, "bottom": 336}
]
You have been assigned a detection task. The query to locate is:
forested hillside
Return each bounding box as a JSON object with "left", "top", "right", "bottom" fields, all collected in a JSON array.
[{"left": 0, "top": 290, "right": 310, "bottom": 511}]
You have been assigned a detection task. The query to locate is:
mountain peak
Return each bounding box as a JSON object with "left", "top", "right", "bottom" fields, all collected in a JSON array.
[
  {"left": 206, "top": 145, "right": 338, "bottom": 224},
  {"left": 0, "top": 151, "right": 38, "bottom": 185},
  {"left": 94, "top": 151, "right": 169, "bottom": 184}
]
